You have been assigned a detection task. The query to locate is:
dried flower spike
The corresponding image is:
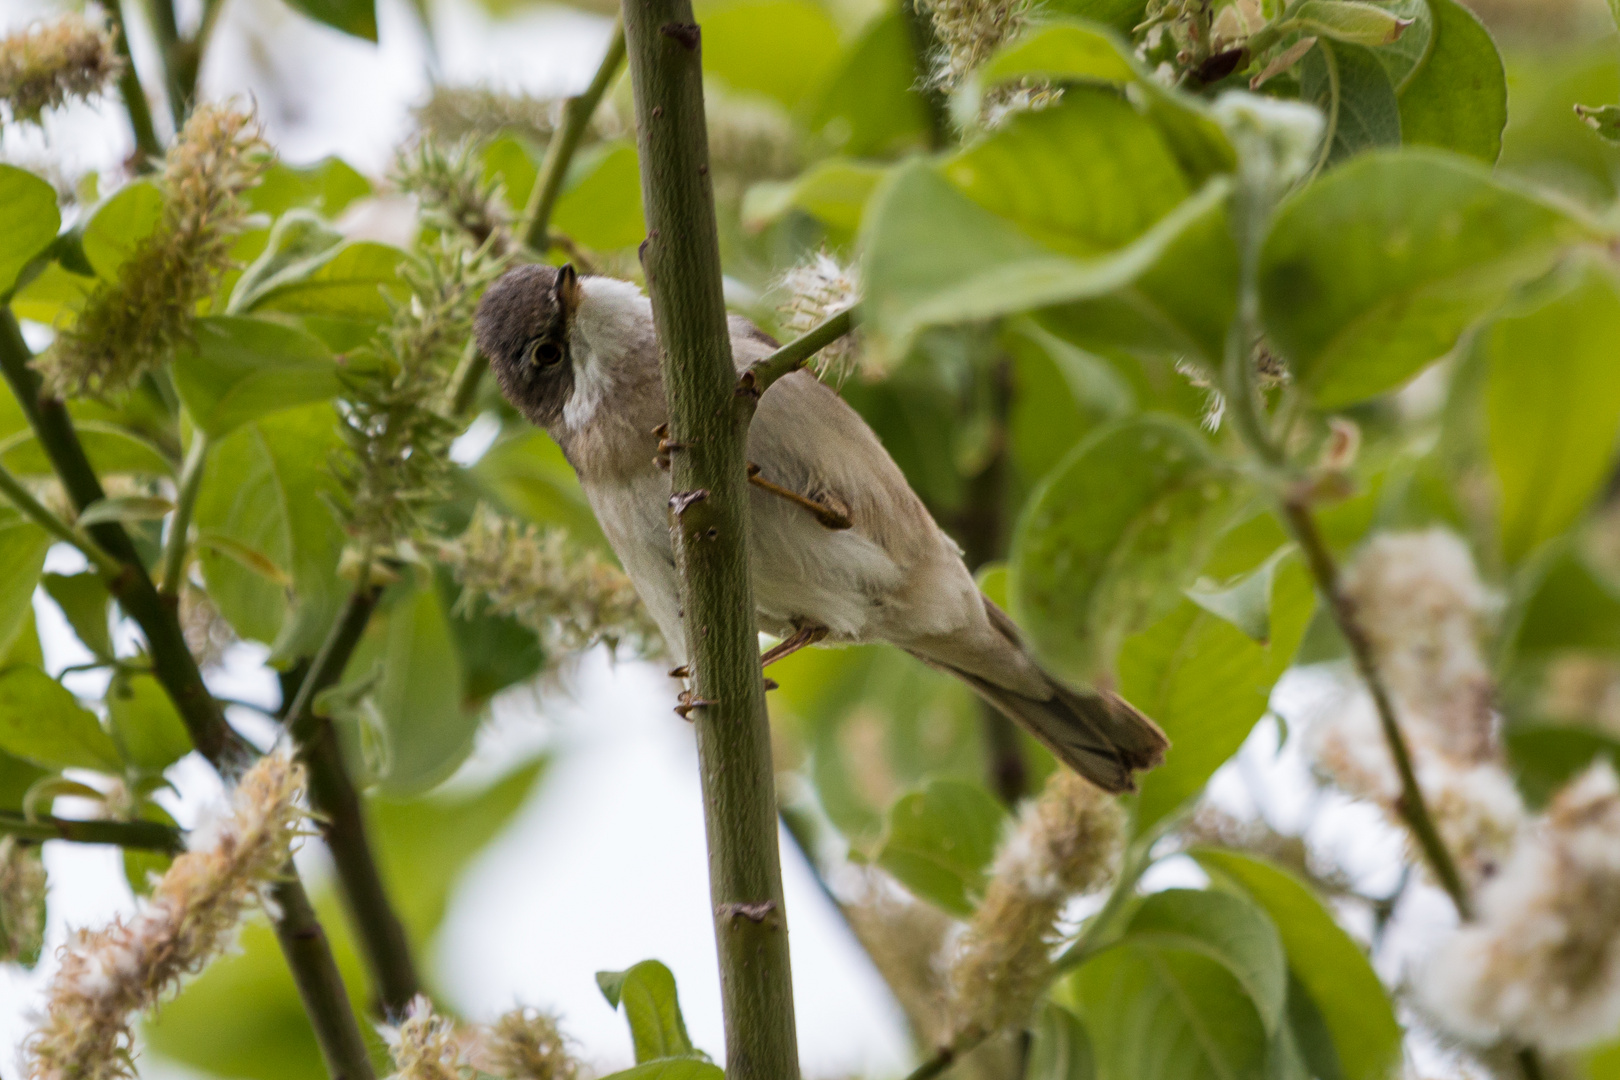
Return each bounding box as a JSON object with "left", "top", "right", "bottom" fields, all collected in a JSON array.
[
  {"left": 439, "top": 504, "right": 660, "bottom": 658},
  {"left": 383, "top": 995, "right": 474, "bottom": 1080},
  {"left": 472, "top": 1006, "right": 579, "bottom": 1080},
  {"left": 778, "top": 251, "right": 863, "bottom": 384},
  {"left": 1421, "top": 761, "right": 1620, "bottom": 1050},
  {"left": 40, "top": 103, "right": 270, "bottom": 399},
  {"left": 948, "top": 769, "right": 1122, "bottom": 1040},
  {"left": 26, "top": 751, "right": 306, "bottom": 1080},
  {"left": 0, "top": 15, "right": 121, "bottom": 127},
  {"left": 0, "top": 836, "right": 48, "bottom": 966},
  {"left": 919, "top": 0, "right": 1031, "bottom": 89}
]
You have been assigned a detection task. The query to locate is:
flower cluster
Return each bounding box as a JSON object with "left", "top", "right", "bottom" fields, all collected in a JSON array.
[
  {"left": 413, "top": 85, "right": 623, "bottom": 149},
  {"left": 394, "top": 138, "right": 514, "bottom": 257},
  {"left": 918, "top": 0, "right": 1031, "bottom": 90},
  {"left": 382, "top": 995, "right": 579, "bottom": 1080},
  {"left": 439, "top": 504, "right": 661, "bottom": 658},
  {"left": 947, "top": 769, "right": 1123, "bottom": 1040},
  {"left": 26, "top": 751, "right": 306, "bottom": 1080},
  {"left": 333, "top": 241, "right": 504, "bottom": 556},
  {"left": 1422, "top": 761, "right": 1620, "bottom": 1050},
  {"left": 0, "top": 14, "right": 120, "bottom": 127},
  {"left": 1307, "top": 529, "right": 1524, "bottom": 883},
  {"left": 0, "top": 836, "right": 47, "bottom": 966},
  {"left": 40, "top": 104, "right": 269, "bottom": 398},
  {"left": 777, "top": 250, "right": 864, "bottom": 384},
  {"left": 705, "top": 87, "right": 802, "bottom": 199}
]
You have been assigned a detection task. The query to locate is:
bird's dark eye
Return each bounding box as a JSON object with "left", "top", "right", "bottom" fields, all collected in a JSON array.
[{"left": 524, "top": 339, "right": 564, "bottom": 368}]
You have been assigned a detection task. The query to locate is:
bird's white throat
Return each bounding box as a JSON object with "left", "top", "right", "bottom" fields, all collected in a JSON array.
[{"left": 564, "top": 277, "right": 652, "bottom": 431}]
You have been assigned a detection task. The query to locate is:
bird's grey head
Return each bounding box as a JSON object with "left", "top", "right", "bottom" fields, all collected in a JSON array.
[{"left": 474, "top": 262, "right": 583, "bottom": 431}]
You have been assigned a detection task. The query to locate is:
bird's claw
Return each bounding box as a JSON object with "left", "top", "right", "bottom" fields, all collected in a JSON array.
[
  {"left": 746, "top": 463, "right": 853, "bottom": 530},
  {"left": 674, "top": 689, "right": 718, "bottom": 721}
]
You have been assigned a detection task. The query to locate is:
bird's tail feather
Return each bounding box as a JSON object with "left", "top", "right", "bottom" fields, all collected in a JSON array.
[{"left": 912, "top": 654, "right": 1168, "bottom": 794}]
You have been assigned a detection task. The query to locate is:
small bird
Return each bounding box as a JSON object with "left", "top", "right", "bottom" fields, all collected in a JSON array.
[{"left": 473, "top": 264, "right": 1168, "bottom": 792}]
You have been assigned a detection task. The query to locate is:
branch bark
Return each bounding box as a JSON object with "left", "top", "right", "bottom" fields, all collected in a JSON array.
[
  {"left": 283, "top": 580, "right": 421, "bottom": 1015},
  {"left": 621, "top": 3, "right": 801, "bottom": 1075},
  {"left": 0, "top": 810, "right": 184, "bottom": 852},
  {"left": 0, "top": 310, "right": 376, "bottom": 1080}
]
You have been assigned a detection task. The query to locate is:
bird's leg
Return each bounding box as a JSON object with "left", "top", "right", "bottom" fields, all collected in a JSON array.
[
  {"left": 759, "top": 624, "right": 829, "bottom": 667},
  {"left": 668, "top": 625, "right": 828, "bottom": 683},
  {"left": 747, "top": 463, "right": 852, "bottom": 530}
]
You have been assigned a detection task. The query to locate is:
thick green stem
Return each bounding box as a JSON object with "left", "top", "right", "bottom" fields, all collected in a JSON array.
[
  {"left": 160, "top": 429, "right": 208, "bottom": 596},
  {"left": 284, "top": 580, "right": 421, "bottom": 1015},
  {"left": 521, "top": 22, "right": 626, "bottom": 253},
  {"left": 269, "top": 874, "right": 377, "bottom": 1080},
  {"left": 739, "top": 307, "right": 855, "bottom": 398},
  {"left": 0, "top": 810, "right": 183, "bottom": 851},
  {"left": 0, "top": 310, "right": 375, "bottom": 1080},
  {"left": 622, "top": 3, "right": 800, "bottom": 1076},
  {"left": 104, "top": 0, "right": 164, "bottom": 166}
]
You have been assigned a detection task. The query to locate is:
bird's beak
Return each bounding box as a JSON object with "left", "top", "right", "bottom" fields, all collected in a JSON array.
[{"left": 555, "top": 263, "right": 583, "bottom": 323}]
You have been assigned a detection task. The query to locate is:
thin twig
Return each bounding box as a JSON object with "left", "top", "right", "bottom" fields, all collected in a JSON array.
[
  {"left": 0, "top": 810, "right": 184, "bottom": 852},
  {"left": 103, "top": 0, "right": 163, "bottom": 167},
  {"left": 282, "top": 577, "right": 421, "bottom": 1015},
  {"left": 160, "top": 430, "right": 209, "bottom": 596},
  {"left": 521, "top": 21, "right": 626, "bottom": 253},
  {"left": 738, "top": 307, "right": 855, "bottom": 400},
  {"left": 0, "top": 461, "right": 122, "bottom": 577}
]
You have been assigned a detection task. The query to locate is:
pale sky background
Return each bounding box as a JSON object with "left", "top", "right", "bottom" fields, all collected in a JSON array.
[{"left": 0, "top": 0, "right": 1454, "bottom": 1073}]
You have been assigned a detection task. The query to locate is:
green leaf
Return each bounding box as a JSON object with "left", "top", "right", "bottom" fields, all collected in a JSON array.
[
  {"left": 976, "top": 18, "right": 1141, "bottom": 89},
  {"left": 1576, "top": 104, "right": 1620, "bottom": 145},
  {"left": 1514, "top": 550, "right": 1620, "bottom": 656},
  {"left": 1486, "top": 257, "right": 1620, "bottom": 566},
  {"left": 1286, "top": 1, "right": 1414, "bottom": 44},
  {"left": 860, "top": 158, "right": 1231, "bottom": 362},
  {"left": 107, "top": 673, "right": 194, "bottom": 775},
  {"left": 1075, "top": 942, "right": 1270, "bottom": 1080},
  {"left": 246, "top": 158, "right": 371, "bottom": 219},
  {"left": 1300, "top": 41, "right": 1401, "bottom": 168},
  {"left": 696, "top": 0, "right": 840, "bottom": 109},
  {"left": 1368, "top": 0, "right": 1433, "bottom": 93},
  {"left": 943, "top": 89, "right": 1192, "bottom": 256},
  {"left": 1124, "top": 559, "right": 1315, "bottom": 832},
  {"left": 598, "top": 1062, "right": 725, "bottom": 1080},
  {"left": 1193, "top": 850, "right": 1402, "bottom": 1080},
  {"left": 42, "top": 571, "right": 114, "bottom": 661},
  {"left": 0, "top": 667, "right": 122, "bottom": 771},
  {"left": 1506, "top": 724, "right": 1620, "bottom": 808},
  {"left": 193, "top": 404, "right": 345, "bottom": 661},
  {"left": 470, "top": 427, "right": 604, "bottom": 542},
  {"left": 173, "top": 315, "right": 342, "bottom": 437},
  {"left": 81, "top": 181, "right": 162, "bottom": 280},
  {"left": 1259, "top": 149, "right": 1592, "bottom": 407},
  {"left": 2, "top": 419, "right": 173, "bottom": 479},
  {"left": 595, "top": 959, "right": 700, "bottom": 1062},
  {"left": 807, "top": 10, "right": 932, "bottom": 156},
  {"left": 1123, "top": 887, "right": 1288, "bottom": 1034},
  {"left": 0, "top": 166, "right": 61, "bottom": 298},
  {"left": 1397, "top": 0, "right": 1504, "bottom": 163},
  {"left": 1028, "top": 1001, "right": 1096, "bottom": 1080},
  {"left": 552, "top": 141, "right": 647, "bottom": 252},
  {"left": 1011, "top": 416, "right": 1239, "bottom": 677},
  {"left": 75, "top": 495, "right": 174, "bottom": 527},
  {"left": 0, "top": 510, "right": 48, "bottom": 657},
  {"left": 282, "top": 0, "right": 376, "bottom": 41},
  {"left": 873, "top": 777, "right": 1008, "bottom": 916},
  {"left": 341, "top": 577, "right": 474, "bottom": 796},
  {"left": 437, "top": 568, "right": 543, "bottom": 706},
  {"left": 228, "top": 211, "right": 346, "bottom": 314},
  {"left": 1184, "top": 545, "right": 1293, "bottom": 644},
  {"left": 741, "top": 159, "right": 887, "bottom": 237},
  {"left": 244, "top": 240, "right": 407, "bottom": 323}
]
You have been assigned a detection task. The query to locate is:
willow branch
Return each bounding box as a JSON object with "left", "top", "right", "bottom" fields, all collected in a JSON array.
[
  {"left": 0, "top": 309, "right": 375, "bottom": 1080},
  {"left": 0, "top": 810, "right": 184, "bottom": 852},
  {"left": 104, "top": 0, "right": 164, "bottom": 166},
  {"left": 622, "top": 2, "right": 801, "bottom": 1075},
  {"left": 737, "top": 307, "right": 855, "bottom": 400},
  {"left": 160, "top": 429, "right": 208, "bottom": 595},
  {"left": 521, "top": 21, "right": 626, "bottom": 253},
  {"left": 283, "top": 578, "right": 421, "bottom": 1015},
  {"left": 144, "top": 0, "right": 188, "bottom": 128},
  {"left": 0, "top": 461, "right": 123, "bottom": 577}
]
